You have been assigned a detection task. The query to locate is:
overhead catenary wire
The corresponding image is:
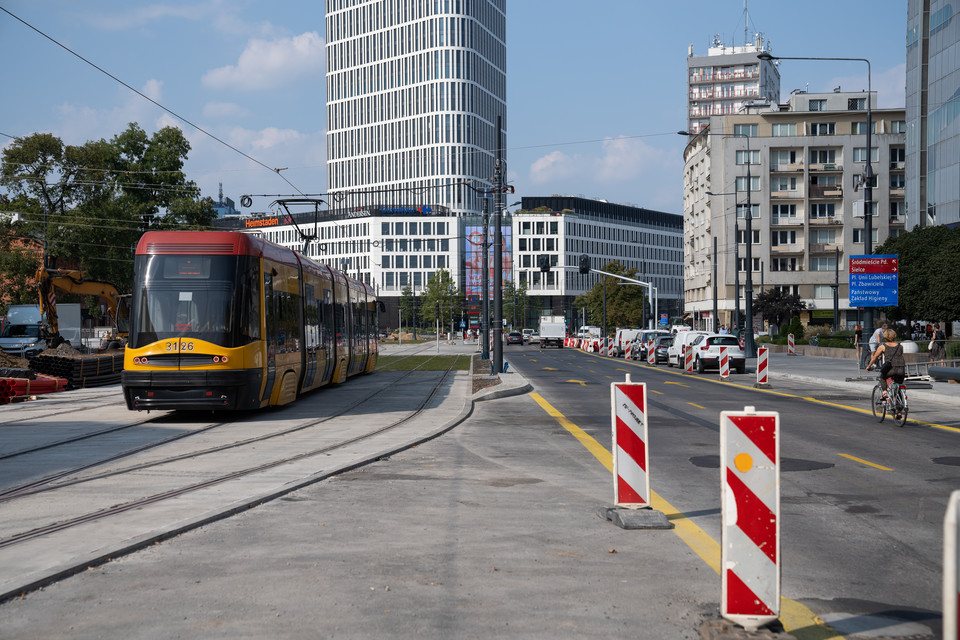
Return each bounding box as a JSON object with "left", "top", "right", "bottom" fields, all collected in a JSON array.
[{"left": 0, "top": 5, "right": 306, "bottom": 197}]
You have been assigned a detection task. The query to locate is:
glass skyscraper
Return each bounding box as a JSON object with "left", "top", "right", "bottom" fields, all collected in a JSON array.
[
  {"left": 325, "top": 0, "right": 507, "bottom": 216},
  {"left": 906, "top": 0, "right": 960, "bottom": 228}
]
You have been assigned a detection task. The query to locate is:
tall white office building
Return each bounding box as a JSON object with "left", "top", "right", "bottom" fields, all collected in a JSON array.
[{"left": 325, "top": 0, "right": 507, "bottom": 216}]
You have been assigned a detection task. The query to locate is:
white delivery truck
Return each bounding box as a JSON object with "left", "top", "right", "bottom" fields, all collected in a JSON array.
[{"left": 539, "top": 315, "right": 566, "bottom": 348}]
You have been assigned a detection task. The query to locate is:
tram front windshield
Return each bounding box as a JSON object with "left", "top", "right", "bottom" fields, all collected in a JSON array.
[{"left": 129, "top": 254, "right": 260, "bottom": 349}]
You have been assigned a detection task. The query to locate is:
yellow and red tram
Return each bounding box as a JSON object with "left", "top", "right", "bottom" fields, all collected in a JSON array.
[{"left": 121, "top": 231, "right": 378, "bottom": 411}]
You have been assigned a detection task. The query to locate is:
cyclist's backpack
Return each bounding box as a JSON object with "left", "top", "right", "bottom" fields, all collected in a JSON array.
[{"left": 889, "top": 344, "right": 905, "bottom": 377}]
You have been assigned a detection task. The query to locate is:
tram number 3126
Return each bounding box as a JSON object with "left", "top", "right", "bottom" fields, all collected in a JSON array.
[{"left": 165, "top": 341, "right": 195, "bottom": 351}]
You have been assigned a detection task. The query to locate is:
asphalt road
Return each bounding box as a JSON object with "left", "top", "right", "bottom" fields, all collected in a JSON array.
[{"left": 508, "top": 346, "right": 952, "bottom": 635}]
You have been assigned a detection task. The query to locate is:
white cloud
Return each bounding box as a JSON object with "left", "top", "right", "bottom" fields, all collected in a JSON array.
[
  {"left": 202, "top": 32, "right": 325, "bottom": 91},
  {"left": 529, "top": 150, "right": 579, "bottom": 185},
  {"left": 202, "top": 102, "right": 252, "bottom": 119}
]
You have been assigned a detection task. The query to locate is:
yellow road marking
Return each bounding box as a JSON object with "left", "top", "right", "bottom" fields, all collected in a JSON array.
[
  {"left": 664, "top": 381, "right": 690, "bottom": 388},
  {"left": 566, "top": 379, "right": 587, "bottom": 386},
  {"left": 528, "top": 392, "right": 843, "bottom": 639},
  {"left": 688, "top": 402, "right": 706, "bottom": 410},
  {"left": 838, "top": 453, "right": 893, "bottom": 471},
  {"left": 543, "top": 367, "right": 558, "bottom": 371},
  {"left": 650, "top": 389, "right": 664, "bottom": 395},
  {"left": 574, "top": 348, "right": 959, "bottom": 434}
]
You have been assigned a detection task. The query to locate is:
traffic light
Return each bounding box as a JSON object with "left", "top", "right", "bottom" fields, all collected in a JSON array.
[
  {"left": 579, "top": 254, "right": 590, "bottom": 274},
  {"left": 538, "top": 254, "right": 551, "bottom": 272}
]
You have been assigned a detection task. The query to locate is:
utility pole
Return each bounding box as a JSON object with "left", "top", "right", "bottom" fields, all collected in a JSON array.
[{"left": 492, "top": 115, "right": 504, "bottom": 374}]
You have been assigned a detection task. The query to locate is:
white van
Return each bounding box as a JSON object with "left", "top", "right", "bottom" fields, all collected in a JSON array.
[
  {"left": 613, "top": 328, "right": 641, "bottom": 357},
  {"left": 667, "top": 330, "right": 710, "bottom": 367}
]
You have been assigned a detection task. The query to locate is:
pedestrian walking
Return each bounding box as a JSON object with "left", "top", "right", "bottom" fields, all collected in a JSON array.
[
  {"left": 854, "top": 324, "right": 865, "bottom": 368},
  {"left": 868, "top": 323, "right": 886, "bottom": 365},
  {"left": 929, "top": 325, "right": 947, "bottom": 362}
]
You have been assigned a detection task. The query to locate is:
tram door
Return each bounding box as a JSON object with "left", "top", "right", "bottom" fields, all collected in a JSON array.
[{"left": 262, "top": 264, "right": 277, "bottom": 399}]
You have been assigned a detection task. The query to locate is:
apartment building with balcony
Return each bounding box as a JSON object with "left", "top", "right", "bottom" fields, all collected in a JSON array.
[
  {"left": 686, "top": 34, "right": 781, "bottom": 135},
  {"left": 681, "top": 90, "right": 906, "bottom": 330}
]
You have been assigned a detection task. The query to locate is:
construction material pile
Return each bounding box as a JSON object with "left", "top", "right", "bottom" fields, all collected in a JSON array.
[
  {"left": 29, "top": 345, "right": 125, "bottom": 389},
  {"left": 0, "top": 374, "right": 69, "bottom": 404}
]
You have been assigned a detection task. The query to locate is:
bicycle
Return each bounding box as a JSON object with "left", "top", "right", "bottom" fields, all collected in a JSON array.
[{"left": 871, "top": 376, "right": 909, "bottom": 427}]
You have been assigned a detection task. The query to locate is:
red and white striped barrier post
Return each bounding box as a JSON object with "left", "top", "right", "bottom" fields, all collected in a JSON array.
[
  {"left": 787, "top": 333, "right": 796, "bottom": 355},
  {"left": 945, "top": 490, "right": 960, "bottom": 640},
  {"left": 720, "top": 407, "right": 781, "bottom": 632},
  {"left": 607, "top": 338, "right": 615, "bottom": 357},
  {"left": 611, "top": 375, "right": 650, "bottom": 507},
  {"left": 684, "top": 344, "right": 694, "bottom": 374},
  {"left": 756, "top": 347, "right": 769, "bottom": 387},
  {"left": 647, "top": 341, "right": 656, "bottom": 365},
  {"left": 625, "top": 342, "right": 633, "bottom": 360},
  {"left": 719, "top": 346, "right": 730, "bottom": 379}
]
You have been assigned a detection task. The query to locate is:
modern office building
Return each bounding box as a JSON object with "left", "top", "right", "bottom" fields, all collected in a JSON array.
[
  {"left": 515, "top": 196, "right": 684, "bottom": 328},
  {"left": 325, "top": 0, "right": 507, "bottom": 217},
  {"left": 686, "top": 34, "right": 781, "bottom": 135},
  {"left": 906, "top": 0, "right": 960, "bottom": 228},
  {"left": 681, "top": 91, "right": 906, "bottom": 331}
]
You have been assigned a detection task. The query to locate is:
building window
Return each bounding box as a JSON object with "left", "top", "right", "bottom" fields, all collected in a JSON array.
[
  {"left": 814, "top": 285, "right": 834, "bottom": 298},
  {"left": 852, "top": 122, "right": 877, "bottom": 134},
  {"left": 809, "top": 99, "right": 826, "bottom": 111},
  {"left": 736, "top": 176, "right": 760, "bottom": 191},
  {"left": 772, "top": 123, "right": 797, "bottom": 137},
  {"left": 890, "top": 146, "right": 905, "bottom": 166},
  {"left": 853, "top": 228, "right": 879, "bottom": 243},
  {"left": 736, "top": 204, "right": 760, "bottom": 218},
  {"left": 772, "top": 176, "right": 798, "bottom": 191},
  {"left": 890, "top": 201, "right": 906, "bottom": 219},
  {"left": 771, "top": 230, "right": 797, "bottom": 246},
  {"left": 809, "top": 148, "right": 836, "bottom": 164},
  {"left": 853, "top": 147, "right": 879, "bottom": 163},
  {"left": 737, "top": 229, "right": 761, "bottom": 244},
  {"left": 733, "top": 123, "right": 758, "bottom": 137},
  {"left": 810, "top": 256, "right": 837, "bottom": 271},
  {"left": 810, "top": 229, "right": 836, "bottom": 243},
  {"left": 810, "top": 122, "right": 836, "bottom": 136},
  {"left": 736, "top": 150, "right": 760, "bottom": 165},
  {"left": 771, "top": 204, "right": 797, "bottom": 218},
  {"left": 810, "top": 203, "right": 836, "bottom": 218},
  {"left": 890, "top": 173, "right": 906, "bottom": 189},
  {"left": 847, "top": 97, "right": 866, "bottom": 111},
  {"left": 771, "top": 149, "right": 798, "bottom": 168},
  {"left": 891, "top": 120, "right": 906, "bottom": 133},
  {"left": 771, "top": 258, "right": 798, "bottom": 272}
]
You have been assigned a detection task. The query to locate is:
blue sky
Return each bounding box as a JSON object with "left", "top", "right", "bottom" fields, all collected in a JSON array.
[{"left": 1, "top": 0, "right": 907, "bottom": 215}]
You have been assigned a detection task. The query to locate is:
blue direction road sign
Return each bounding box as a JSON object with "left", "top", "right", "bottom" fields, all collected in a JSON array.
[{"left": 849, "top": 255, "right": 898, "bottom": 306}]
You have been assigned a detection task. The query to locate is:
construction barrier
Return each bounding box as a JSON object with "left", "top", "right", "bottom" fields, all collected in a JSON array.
[
  {"left": 719, "top": 346, "right": 730, "bottom": 379},
  {"left": 720, "top": 407, "right": 781, "bottom": 632},
  {"left": 945, "top": 490, "right": 960, "bottom": 640},
  {"left": 787, "top": 333, "right": 796, "bottom": 355},
  {"left": 610, "top": 375, "right": 649, "bottom": 507},
  {"left": 607, "top": 338, "right": 615, "bottom": 357},
  {"left": 647, "top": 341, "right": 656, "bottom": 365},
  {"left": 756, "top": 347, "right": 769, "bottom": 387},
  {"left": 684, "top": 344, "right": 694, "bottom": 374}
]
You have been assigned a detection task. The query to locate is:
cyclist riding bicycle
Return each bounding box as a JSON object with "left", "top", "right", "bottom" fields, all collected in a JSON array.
[{"left": 866, "top": 328, "right": 905, "bottom": 400}]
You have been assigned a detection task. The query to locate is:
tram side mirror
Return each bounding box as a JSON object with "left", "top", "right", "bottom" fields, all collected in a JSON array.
[{"left": 378, "top": 301, "right": 386, "bottom": 312}]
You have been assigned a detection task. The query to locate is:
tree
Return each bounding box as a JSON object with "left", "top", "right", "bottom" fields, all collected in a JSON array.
[
  {"left": 753, "top": 288, "right": 806, "bottom": 332},
  {"left": 420, "top": 269, "right": 462, "bottom": 331},
  {"left": 572, "top": 260, "right": 645, "bottom": 333},
  {"left": 873, "top": 225, "right": 960, "bottom": 322},
  {"left": 0, "top": 124, "right": 215, "bottom": 297},
  {"left": 502, "top": 280, "right": 530, "bottom": 328},
  {"left": 399, "top": 286, "right": 416, "bottom": 330}
]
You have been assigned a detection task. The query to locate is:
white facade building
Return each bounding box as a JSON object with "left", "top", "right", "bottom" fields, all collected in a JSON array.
[{"left": 325, "top": 0, "right": 506, "bottom": 218}]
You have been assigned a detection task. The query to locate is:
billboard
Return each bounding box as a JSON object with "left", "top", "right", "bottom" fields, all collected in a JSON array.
[{"left": 463, "top": 224, "right": 512, "bottom": 300}]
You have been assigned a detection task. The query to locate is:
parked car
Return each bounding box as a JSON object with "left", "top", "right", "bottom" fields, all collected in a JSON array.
[
  {"left": 506, "top": 331, "right": 524, "bottom": 345},
  {"left": 614, "top": 328, "right": 642, "bottom": 357},
  {"left": 666, "top": 330, "right": 711, "bottom": 367},
  {"left": 629, "top": 329, "right": 670, "bottom": 360},
  {"left": 521, "top": 328, "right": 534, "bottom": 343},
  {"left": 653, "top": 335, "right": 673, "bottom": 364},
  {"left": 689, "top": 333, "right": 746, "bottom": 373},
  {"left": 527, "top": 331, "right": 541, "bottom": 345}
]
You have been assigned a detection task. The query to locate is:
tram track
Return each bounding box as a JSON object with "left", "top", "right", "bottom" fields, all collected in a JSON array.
[
  {"left": 0, "top": 359, "right": 459, "bottom": 551},
  {"left": 0, "top": 352, "right": 450, "bottom": 501}
]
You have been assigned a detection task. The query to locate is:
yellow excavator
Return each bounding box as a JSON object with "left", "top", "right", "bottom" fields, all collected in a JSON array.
[{"left": 35, "top": 264, "right": 129, "bottom": 349}]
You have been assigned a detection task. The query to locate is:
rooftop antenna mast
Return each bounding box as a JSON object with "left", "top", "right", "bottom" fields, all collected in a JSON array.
[{"left": 744, "top": 0, "right": 749, "bottom": 46}]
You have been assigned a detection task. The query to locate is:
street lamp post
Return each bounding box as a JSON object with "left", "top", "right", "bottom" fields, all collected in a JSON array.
[
  {"left": 758, "top": 52, "right": 873, "bottom": 338},
  {"left": 705, "top": 188, "right": 742, "bottom": 336}
]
